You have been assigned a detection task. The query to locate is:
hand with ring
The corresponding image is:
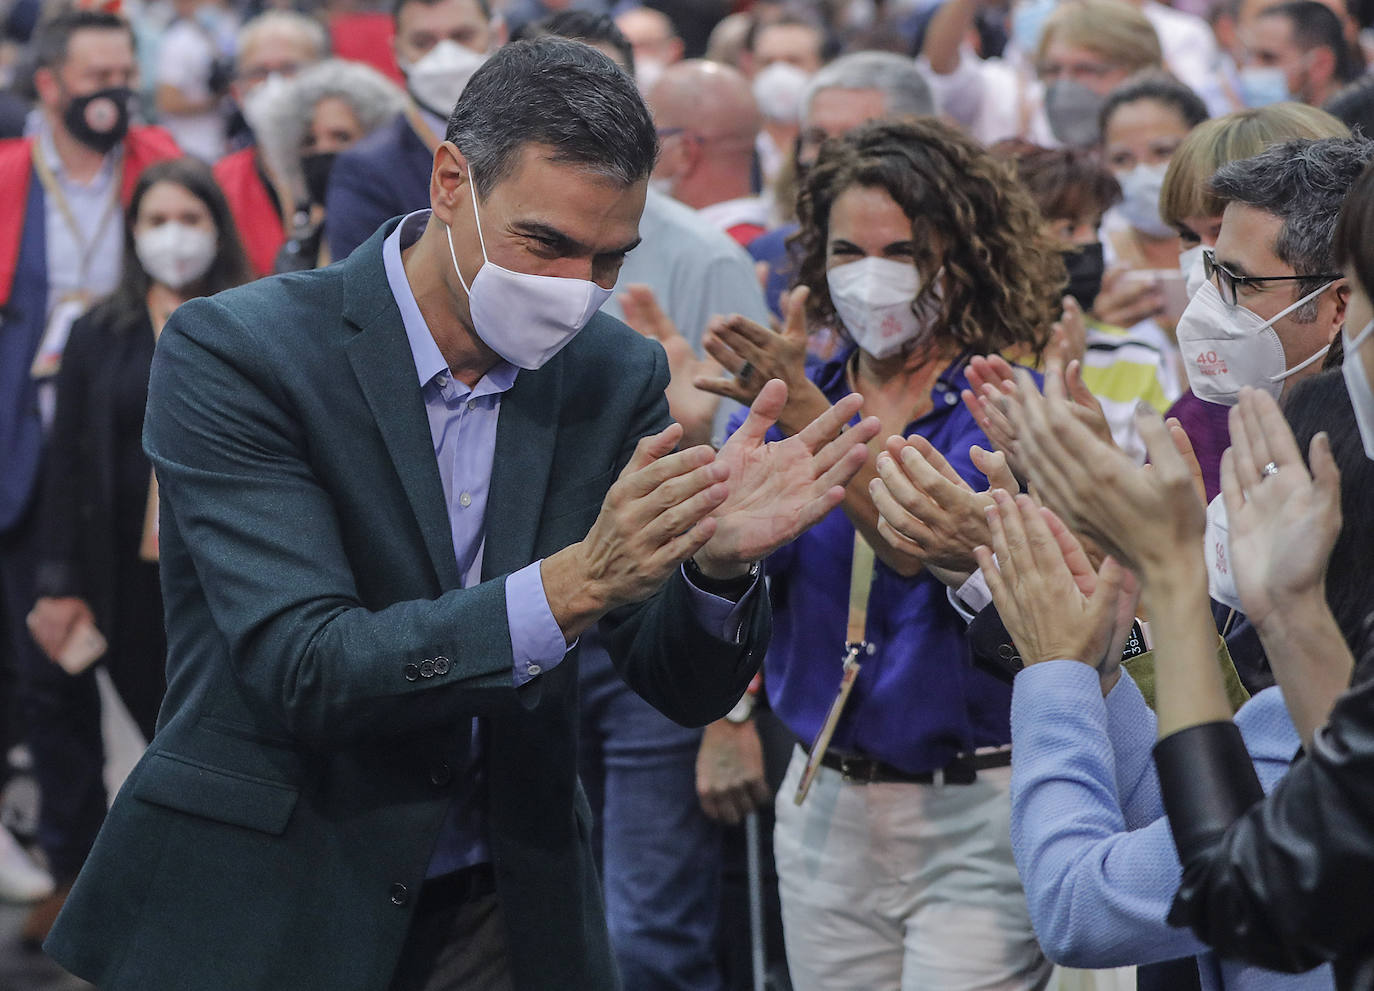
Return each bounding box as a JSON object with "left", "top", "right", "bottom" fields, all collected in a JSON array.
[{"left": 1219, "top": 387, "right": 1341, "bottom": 634}]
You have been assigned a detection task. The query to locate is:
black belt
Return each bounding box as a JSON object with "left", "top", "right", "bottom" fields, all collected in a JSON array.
[
  {"left": 415, "top": 863, "right": 496, "bottom": 915},
  {"left": 806, "top": 746, "right": 1011, "bottom": 785}
]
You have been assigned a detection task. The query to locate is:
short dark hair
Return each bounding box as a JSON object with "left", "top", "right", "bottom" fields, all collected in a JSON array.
[
  {"left": 745, "top": 8, "right": 833, "bottom": 59},
  {"left": 391, "top": 0, "right": 491, "bottom": 27},
  {"left": 1261, "top": 0, "right": 1363, "bottom": 82},
  {"left": 32, "top": 9, "right": 133, "bottom": 70},
  {"left": 1333, "top": 156, "right": 1374, "bottom": 307},
  {"left": 1099, "top": 72, "right": 1209, "bottom": 140},
  {"left": 515, "top": 11, "right": 635, "bottom": 75},
  {"left": 1325, "top": 73, "right": 1374, "bottom": 136},
  {"left": 1209, "top": 136, "right": 1374, "bottom": 309},
  {"left": 446, "top": 38, "right": 657, "bottom": 199},
  {"left": 95, "top": 158, "right": 253, "bottom": 336}
]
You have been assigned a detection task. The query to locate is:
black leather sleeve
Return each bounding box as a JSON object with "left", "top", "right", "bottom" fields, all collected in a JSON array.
[{"left": 1157, "top": 673, "right": 1374, "bottom": 974}]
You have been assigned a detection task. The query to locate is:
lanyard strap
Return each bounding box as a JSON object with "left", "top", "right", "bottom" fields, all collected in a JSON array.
[
  {"left": 30, "top": 140, "right": 122, "bottom": 286},
  {"left": 794, "top": 532, "right": 877, "bottom": 804}
]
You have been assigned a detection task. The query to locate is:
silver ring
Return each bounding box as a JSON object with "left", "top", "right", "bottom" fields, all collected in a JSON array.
[
  {"left": 1262, "top": 461, "right": 1280, "bottom": 478},
  {"left": 737, "top": 361, "right": 753, "bottom": 383}
]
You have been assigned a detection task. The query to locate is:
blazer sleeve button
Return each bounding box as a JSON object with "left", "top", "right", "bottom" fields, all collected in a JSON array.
[
  {"left": 419, "top": 659, "right": 436, "bottom": 679},
  {"left": 389, "top": 882, "right": 409, "bottom": 906},
  {"left": 430, "top": 761, "right": 453, "bottom": 787},
  {"left": 433, "top": 656, "right": 451, "bottom": 675},
  {"left": 403, "top": 663, "right": 420, "bottom": 682}
]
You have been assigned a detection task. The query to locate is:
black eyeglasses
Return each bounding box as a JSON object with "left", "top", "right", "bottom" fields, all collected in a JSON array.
[{"left": 1202, "top": 249, "right": 1340, "bottom": 307}]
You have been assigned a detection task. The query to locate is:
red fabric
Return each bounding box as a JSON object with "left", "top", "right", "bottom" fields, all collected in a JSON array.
[
  {"left": 214, "top": 147, "right": 284, "bottom": 277},
  {"left": 330, "top": 13, "right": 403, "bottom": 83},
  {"left": 726, "top": 222, "right": 767, "bottom": 248},
  {"left": 0, "top": 126, "right": 180, "bottom": 302}
]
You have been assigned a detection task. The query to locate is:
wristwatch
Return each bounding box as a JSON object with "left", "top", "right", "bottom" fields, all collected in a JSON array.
[
  {"left": 683, "top": 558, "right": 760, "bottom": 601},
  {"left": 724, "top": 693, "right": 756, "bottom": 724}
]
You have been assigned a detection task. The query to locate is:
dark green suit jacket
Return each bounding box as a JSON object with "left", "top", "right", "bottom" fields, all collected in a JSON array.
[{"left": 45, "top": 220, "right": 768, "bottom": 990}]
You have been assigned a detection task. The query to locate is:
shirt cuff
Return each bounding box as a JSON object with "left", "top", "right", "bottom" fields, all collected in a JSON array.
[
  {"left": 947, "top": 568, "right": 993, "bottom": 623},
  {"left": 680, "top": 563, "right": 760, "bottom": 644},
  {"left": 506, "top": 561, "right": 572, "bottom": 686}
]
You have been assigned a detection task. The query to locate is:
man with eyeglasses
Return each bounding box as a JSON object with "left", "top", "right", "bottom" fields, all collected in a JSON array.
[
  {"left": 213, "top": 11, "right": 327, "bottom": 275},
  {"left": 1167, "top": 135, "right": 1371, "bottom": 502}
]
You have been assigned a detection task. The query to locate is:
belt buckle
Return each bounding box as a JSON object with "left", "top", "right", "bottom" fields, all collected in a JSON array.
[{"left": 838, "top": 755, "right": 875, "bottom": 784}]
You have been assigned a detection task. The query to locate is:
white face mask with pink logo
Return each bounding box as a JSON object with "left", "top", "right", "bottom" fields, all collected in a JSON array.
[
  {"left": 827, "top": 257, "right": 935, "bottom": 360},
  {"left": 1203, "top": 493, "right": 1243, "bottom": 612},
  {"left": 1176, "top": 278, "right": 1332, "bottom": 405}
]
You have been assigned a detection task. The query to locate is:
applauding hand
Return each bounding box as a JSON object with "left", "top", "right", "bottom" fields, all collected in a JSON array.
[
  {"left": 620, "top": 283, "right": 722, "bottom": 448},
  {"left": 1220, "top": 387, "right": 1342, "bottom": 632}
]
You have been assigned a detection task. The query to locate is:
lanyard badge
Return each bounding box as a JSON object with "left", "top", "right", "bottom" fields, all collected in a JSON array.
[{"left": 794, "top": 534, "right": 876, "bottom": 805}]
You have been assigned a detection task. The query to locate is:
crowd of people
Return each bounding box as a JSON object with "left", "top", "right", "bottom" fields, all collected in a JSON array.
[{"left": 1, "top": 0, "right": 1374, "bottom": 988}]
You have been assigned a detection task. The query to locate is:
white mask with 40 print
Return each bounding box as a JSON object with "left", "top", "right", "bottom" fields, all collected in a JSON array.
[
  {"left": 447, "top": 170, "right": 612, "bottom": 370},
  {"left": 405, "top": 40, "right": 487, "bottom": 117},
  {"left": 1203, "top": 493, "right": 1244, "bottom": 613},
  {"left": 1343, "top": 317, "right": 1374, "bottom": 460},
  {"left": 827, "top": 256, "right": 929, "bottom": 359},
  {"left": 1175, "top": 278, "right": 1333, "bottom": 405},
  {"left": 136, "top": 222, "right": 217, "bottom": 290},
  {"left": 1115, "top": 162, "right": 1174, "bottom": 239}
]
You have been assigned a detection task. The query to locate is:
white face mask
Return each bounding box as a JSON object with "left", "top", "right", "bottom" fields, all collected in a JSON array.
[
  {"left": 1237, "top": 65, "right": 1293, "bottom": 108},
  {"left": 1203, "top": 493, "right": 1244, "bottom": 613},
  {"left": 447, "top": 167, "right": 613, "bottom": 370},
  {"left": 1176, "top": 278, "right": 1332, "bottom": 405},
  {"left": 826, "top": 256, "right": 929, "bottom": 359},
  {"left": 404, "top": 40, "right": 487, "bottom": 118},
  {"left": 136, "top": 222, "right": 218, "bottom": 290},
  {"left": 1179, "top": 244, "right": 1207, "bottom": 299},
  {"left": 752, "top": 61, "right": 810, "bottom": 123},
  {"left": 242, "top": 72, "right": 289, "bottom": 137},
  {"left": 1115, "top": 162, "right": 1174, "bottom": 239},
  {"left": 1342, "top": 317, "right": 1374, "bottom": 459}
]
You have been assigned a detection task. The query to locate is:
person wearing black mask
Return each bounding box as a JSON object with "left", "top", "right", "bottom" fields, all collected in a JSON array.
[
  {"left": 252, "top": 59, "right": 405, "bottom": 273},
  {"left": 995, "top": 140, "right": 1181, "bottom": 463},
  {"left": 0, "top": 6, "right": 179, "bottom": 945}
]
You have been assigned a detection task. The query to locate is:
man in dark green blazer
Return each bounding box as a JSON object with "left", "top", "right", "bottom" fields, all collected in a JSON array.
[{"left": 45, "top": 37, "right": 877, "bottom": 991}]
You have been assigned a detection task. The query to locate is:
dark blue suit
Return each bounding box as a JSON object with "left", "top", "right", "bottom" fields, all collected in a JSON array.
[{"left": 325, "top": 113, "right": 434, "bottom": 261}]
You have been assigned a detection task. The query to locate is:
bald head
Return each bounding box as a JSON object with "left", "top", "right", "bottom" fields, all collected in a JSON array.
[{"left": 649, "top": 59, "right": 761, "bottom": 142}]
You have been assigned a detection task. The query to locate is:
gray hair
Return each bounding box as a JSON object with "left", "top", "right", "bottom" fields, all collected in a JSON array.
[
  {"left": 802, "top": 52, "right": 935, "bottom": 123},
  {"left": 235, "top": 11, "right": 328, "bottom": 71},
  {"left": 1208, "top": 135, "right": 1374, "bottom": 318},
  {"left": 447, "top": 38, "right": 657, "bottom": 198},
  {"left": 256, "top": 59, "right": 406, "bottom": 205}
]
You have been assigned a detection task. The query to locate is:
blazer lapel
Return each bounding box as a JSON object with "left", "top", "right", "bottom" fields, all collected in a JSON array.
[
  {"left": 342, "top": 227, "right": 462, "bottom": 591},
  {"left": 483, "top": 361, "right": 561, "bottom": 581}
]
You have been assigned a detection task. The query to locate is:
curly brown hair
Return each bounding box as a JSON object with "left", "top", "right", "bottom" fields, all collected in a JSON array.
[{"left": 793, "top": 118, "right": 1064, "bottom": 359}]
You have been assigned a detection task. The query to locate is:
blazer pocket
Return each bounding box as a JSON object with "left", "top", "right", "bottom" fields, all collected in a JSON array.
[
  {"left": 545, "top": 468, "right": 615, "bottom": 523},
  {"left": 132, "top": 752, "right": 300, "bottom": 835}
]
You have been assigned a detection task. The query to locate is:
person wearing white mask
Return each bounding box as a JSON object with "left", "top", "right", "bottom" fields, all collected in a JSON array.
[
  {"left": 1237, "top": 0, "right": 1359, "bottom": 108},
  {"left": 213, "top": 10, "right": 327, "bottom": 276},
  {"left": 614, "top": 5, "right": 684, "bottom": 95},
  {"left": 1155, "top": 101, "right": 1349, "bottom": 499},
  {"left": 325, "top": 0, "right": 504, "bottom": 261},
  {"left": 694, "top": 117, "right": 1063, "bottom": 991},
  {"left": 43, "top": 39, "right": 878, "bottom": 990},
  {"left": 1097, "top": 75, "right": 1208, "bottom": 318},
  {"left": 23, "top": 157, "right": 252, "bottom": 947}
]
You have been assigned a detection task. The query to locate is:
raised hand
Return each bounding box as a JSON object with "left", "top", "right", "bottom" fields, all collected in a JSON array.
[
  {"left": 619, "top": 283, "right": 722, "bottom": 448},
  {"left": 975, "top": 489, "right": 1127, "bottom": 670},
  {"left": 1091, "top": 266, "right": 1163, "bottom": 328},
  {"left": 996, "top": 363, "right": 1205, "bottom": 579},
  {"left": 1051, "top": 295, "right": 1087, "bottom": 366},
  {"left": 869, "top": 435, "right": 1009, "bottom": 575},
  {"left": 695, "top": 287, "right": 829, "bottom": 437},
  {"left": 694, "top": 379, "right": 880, "bottom": 576},
  {"left": 1219, "top": 388, "right": 1341, "bottom": 632}
]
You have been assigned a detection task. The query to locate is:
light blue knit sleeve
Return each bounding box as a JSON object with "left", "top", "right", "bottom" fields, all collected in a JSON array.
[
  {"left": 1011, "top": 661, "right": 1208, "bottom": 968},
  {"left": 1102, "top": 669, "right": 1163, "bottom": 829}
]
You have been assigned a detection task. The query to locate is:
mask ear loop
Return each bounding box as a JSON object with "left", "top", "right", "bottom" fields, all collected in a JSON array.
[
  {"left": 446, "top": 163, "right": 489, "bottom": 296},
  {"left": 1264, "top": 279, "right": 1337, "bottom": 382}
]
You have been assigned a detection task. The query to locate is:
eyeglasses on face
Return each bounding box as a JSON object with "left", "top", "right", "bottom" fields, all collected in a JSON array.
[{"left": 1202, "top": 248, "right": 1340, "bottom": 307}]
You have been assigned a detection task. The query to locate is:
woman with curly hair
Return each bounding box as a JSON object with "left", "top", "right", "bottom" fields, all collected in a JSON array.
[{"left": 696, "top": 117, "right": 1062, "bottom": 990}]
